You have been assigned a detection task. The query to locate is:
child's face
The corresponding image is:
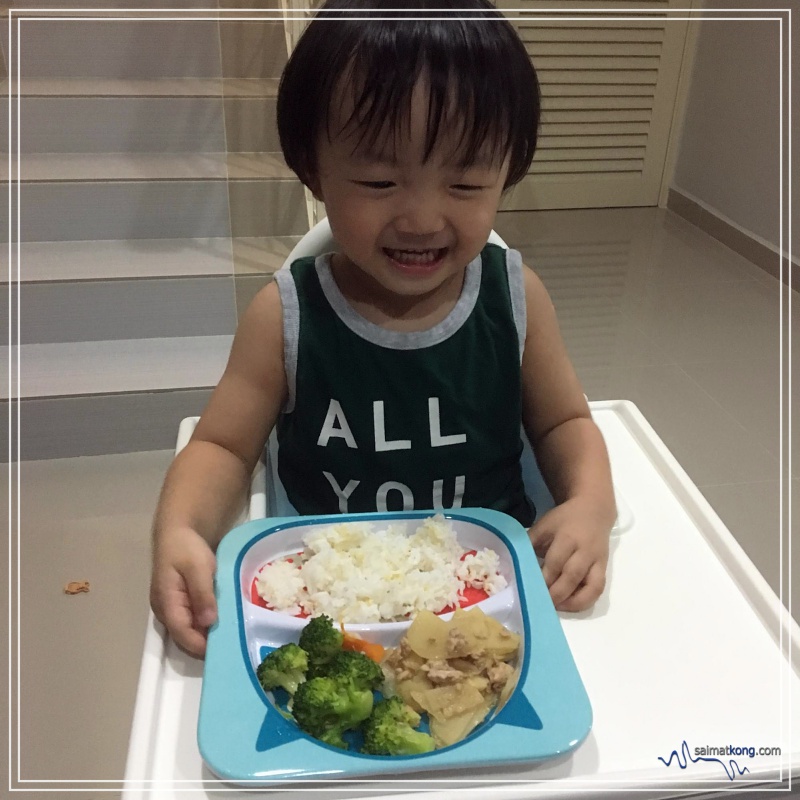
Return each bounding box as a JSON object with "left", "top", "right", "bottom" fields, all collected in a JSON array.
[{"left": 311, "top": 78, "right": 510, "bottom": 302}]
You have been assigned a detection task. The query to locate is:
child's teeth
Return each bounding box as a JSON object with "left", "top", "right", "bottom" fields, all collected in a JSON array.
[{"left": 387, "top": 248, "right": 441, "bottom": 264}]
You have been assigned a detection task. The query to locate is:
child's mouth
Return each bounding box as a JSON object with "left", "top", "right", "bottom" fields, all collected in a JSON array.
[{"left": 383, "top": 247, "right": 448, "bottom": 272}]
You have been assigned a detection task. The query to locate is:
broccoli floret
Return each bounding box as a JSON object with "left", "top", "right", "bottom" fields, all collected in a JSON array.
[
  {"left": 291, "top": 675, "right": 374, "bottom": 750},
  {"left": 298, "top": 614, "right": 344, "bottom": 669},
  {"left": 322, "top": 649, "right": 384, "bottom": 690},
  {"left": 361, "top": 697, "right": 436, "bottom": 756},
  {"left": 256, "top": 643, "right": 308, "bottom": 696}
]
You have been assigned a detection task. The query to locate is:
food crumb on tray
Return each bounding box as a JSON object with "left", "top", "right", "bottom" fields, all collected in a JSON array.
[{"left": 63, "top": 580, "right": 90, "bottom": 594}]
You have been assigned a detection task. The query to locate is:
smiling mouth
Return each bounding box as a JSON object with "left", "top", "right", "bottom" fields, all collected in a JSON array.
[{"left": 383, "top": 247, "right": 448, "bottom": 266}]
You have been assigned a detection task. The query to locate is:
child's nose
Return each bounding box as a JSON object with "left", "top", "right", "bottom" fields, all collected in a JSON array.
[{"left": 393, "top": 193, "right": 445, "bottom": 237}]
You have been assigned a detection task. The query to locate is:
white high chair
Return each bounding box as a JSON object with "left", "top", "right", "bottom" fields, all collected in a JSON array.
[
  {"left": 130, "top": 227, "right": 799, "bottom": 796},
  {"left": 176, "top": 217, "right": 556, "bottom": 523}
]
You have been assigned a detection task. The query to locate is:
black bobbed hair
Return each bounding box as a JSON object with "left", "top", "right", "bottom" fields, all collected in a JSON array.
[{"left": 276, "top": 0, "right": 541, "bottom": 191}]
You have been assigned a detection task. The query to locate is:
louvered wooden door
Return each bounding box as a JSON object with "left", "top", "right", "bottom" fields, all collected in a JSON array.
[{"left": 501, "top": 1, "right": 690, "bottom": 210}]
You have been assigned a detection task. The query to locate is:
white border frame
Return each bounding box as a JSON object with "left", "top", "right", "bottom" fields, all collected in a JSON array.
[{"left": 4, "top": 5, "right": 794, "bottom": 795}]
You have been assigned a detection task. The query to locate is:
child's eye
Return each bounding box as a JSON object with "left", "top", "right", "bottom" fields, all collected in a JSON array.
[
  {"left": 354, "top": 181, "right": 395, "bottom": 189},
  {"left": 451, "top": 184, "right": 485, "bottom": 192}
]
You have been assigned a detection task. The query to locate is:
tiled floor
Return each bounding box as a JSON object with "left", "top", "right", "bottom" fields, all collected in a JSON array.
[{"left": 4, "top": 206, "right": 797, "bottom": 795}]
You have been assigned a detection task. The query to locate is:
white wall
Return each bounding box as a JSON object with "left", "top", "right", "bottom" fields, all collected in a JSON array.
[{"left": 672, "top": 1, "right": 798, "bottom": 263}]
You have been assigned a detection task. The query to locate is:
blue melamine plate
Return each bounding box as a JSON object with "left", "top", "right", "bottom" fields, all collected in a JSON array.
[{"left": 198, "top": 508, "right": 592, "bottom": 783}]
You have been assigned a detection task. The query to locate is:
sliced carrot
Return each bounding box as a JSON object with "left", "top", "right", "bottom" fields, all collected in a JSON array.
[
  {"left": 343, "top": 635, "right": 385, "bottom": 662},
  {"left": 340, "top": 624, "right": 385, "bottom": 662}
]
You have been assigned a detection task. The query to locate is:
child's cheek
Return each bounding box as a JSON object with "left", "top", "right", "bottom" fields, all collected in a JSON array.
[
  {"left": 341, "top": 198, "right": 380, "bottom": 229},
  {"left": 329, "top": 202, "right": 378, "bottom": 250}
]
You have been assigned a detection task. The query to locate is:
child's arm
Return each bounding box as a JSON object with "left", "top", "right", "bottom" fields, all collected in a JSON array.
[
  {"left": 150, "top": 283, "right": 288, "bottom": 656},
  {"left": 519, "top": 266, "right": 617, "bottom": 612}
]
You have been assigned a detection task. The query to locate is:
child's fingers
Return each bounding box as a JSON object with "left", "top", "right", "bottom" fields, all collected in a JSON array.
[
  {"left": 527, "top": 523, "right": 552, "bottom": 559},
  {"left": 539, "top": 535, "right": 578, "bottom": 588},
  {"left": 161, "top": 593, "right": 209, "bottom": 657},
  {"left": 173, "top": 622, "right": 209, "bottom": 657},
  {"left": 528, "top": 515, "right": 559, "bottom": 559},
  {"left": 546, "top": 550, "right": 591, "bottom": 607},
  {"left": 556, "top": 562, "right": 607, "bottom": 613},
  {"left": 182, "top": 558, "right": 218, "bottom": 630}
]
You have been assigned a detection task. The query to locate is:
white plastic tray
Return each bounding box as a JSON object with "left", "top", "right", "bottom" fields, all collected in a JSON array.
[{"left": 123, "top": 401, "right": 800, "bottom": 798}]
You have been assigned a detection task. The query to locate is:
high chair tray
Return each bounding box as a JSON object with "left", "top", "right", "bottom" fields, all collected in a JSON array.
[{"left": 123, "top": 401, "right": 800, "bottom": 799}]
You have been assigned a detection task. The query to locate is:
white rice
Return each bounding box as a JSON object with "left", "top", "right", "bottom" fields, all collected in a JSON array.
[
  {"left": 254, "top": 514, "right": 508, "bottom": 623},
  {"left": 252, "top": 559, "right": 307, "bottom": 618}
]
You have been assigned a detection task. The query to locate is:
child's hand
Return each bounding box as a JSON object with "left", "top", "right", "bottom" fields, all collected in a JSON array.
[
  {"left": 528, "top": 498, "right": 611, "bottom": 612},
  {"left": 150, "top": 528, "right": 218, "bottom": 658}
]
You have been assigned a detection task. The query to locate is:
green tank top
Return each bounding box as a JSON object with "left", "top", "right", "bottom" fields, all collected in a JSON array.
[{"left": 273, "top": 244, "right": 534, "bottom": 526}]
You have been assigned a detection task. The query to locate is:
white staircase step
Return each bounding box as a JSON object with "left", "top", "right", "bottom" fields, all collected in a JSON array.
[
  {"left": 222, "top": 78, "right": 279, "bottom": 98},
  {"left": 19, "top": 96, "right": 227, "bottom": 153},
  {"left": 21, "top": 176, "right": 306, "bottom": 241},
  {"left": 9, "top": 84, "right": 279, "bottom": 155},
  {"left": 3, "top": 1, "right": 220, "bottom": 12},
  {"left": 226, "top": 152, "right": 295, "bottom": 180},
  {"left": 20, "top": 152, "right": 228, "bottom": 181},
  {"left": 232, "top": 235, "right": 304, "bottom": 275},
  {"left": 4, "top": 236, "right": 301, "bottom": 283},
  {"left": 5, "top": 335, "right": 233, "bottom": 400},
  {"left": 18, "top": 152, "right": 294, "bottom": 181},
  {"left": 14, "top": 17, "right": 285, "bottom": 80},
  {"left": 7, "top": 238, "right": 234, "bottom": 283},
  {"left": 21, "top": 179, "right": 231, "bottom": 241},
  {"left": 14, "top": 276, "right": 237, "bottom": 344},
  {"left": 17, "top": 18, "right": 225, "bottom": 80},
  {"left": 9, "top": 77, "right": 278, "bottom": 97},
  {"left": 15, "top": 386, "right": 217, "bottom": 460},
  {"left": 218, "top": 18, "right": 287, "bottom": 79}
]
